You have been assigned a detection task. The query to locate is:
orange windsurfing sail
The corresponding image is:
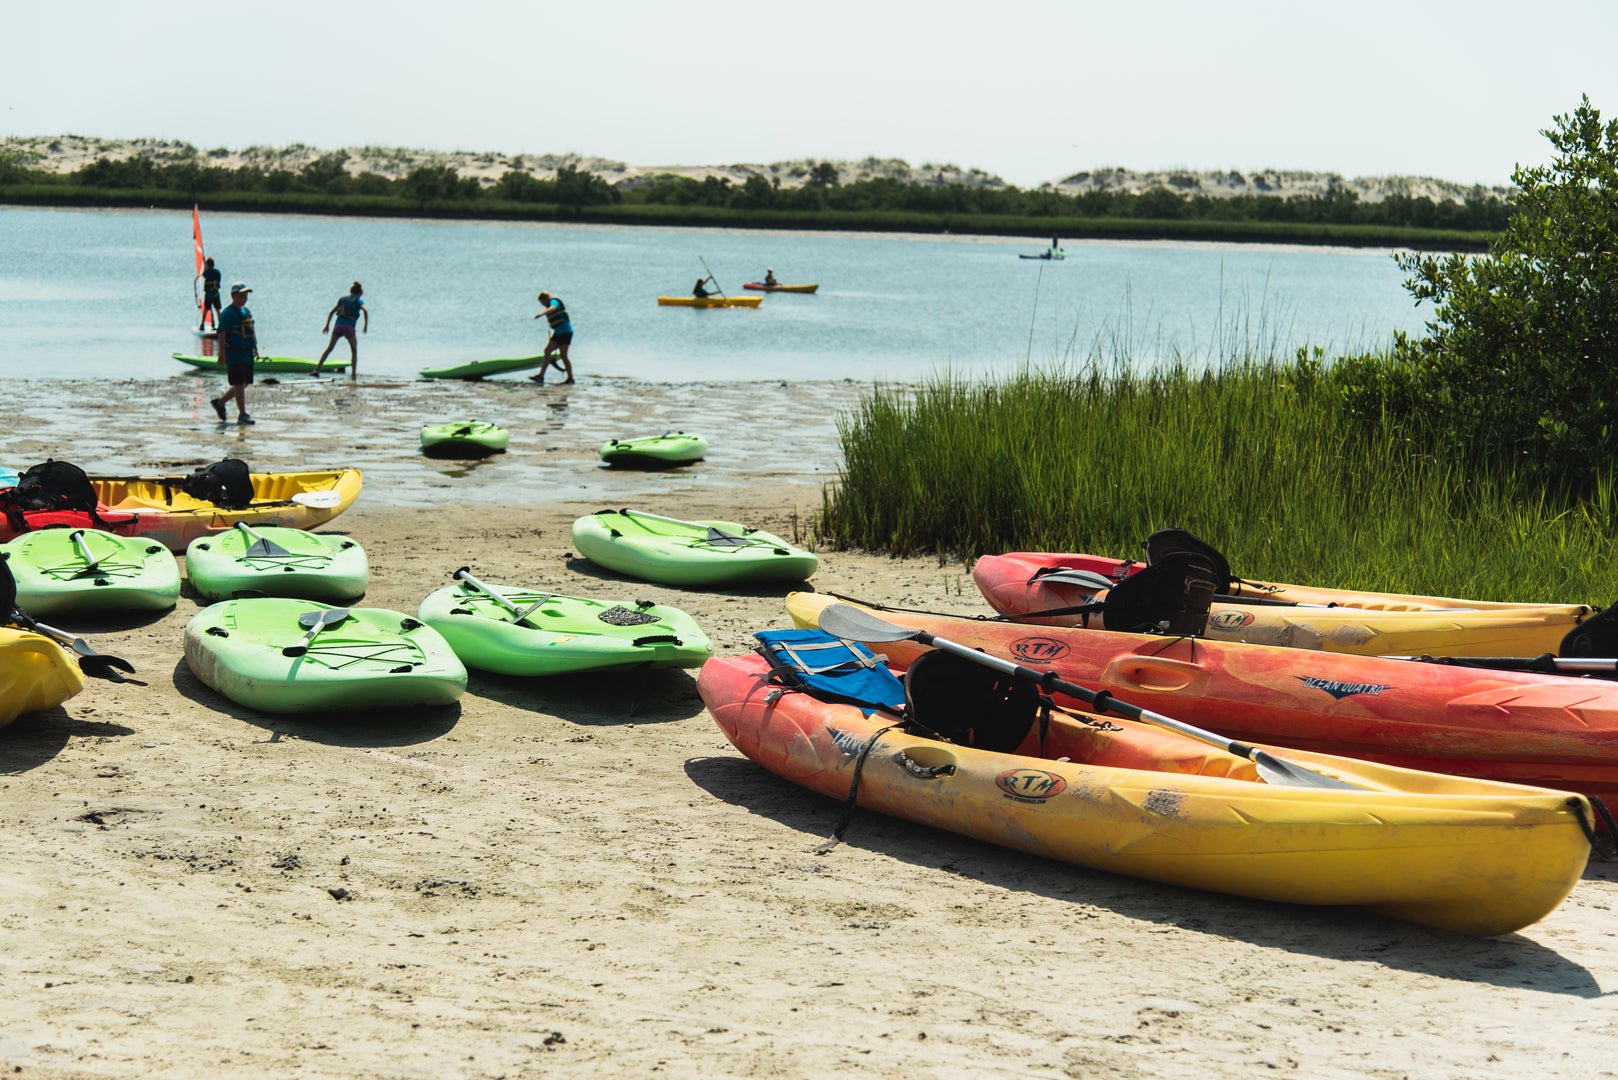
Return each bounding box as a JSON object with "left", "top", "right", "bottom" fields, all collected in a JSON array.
[
  {"left": 193, "top": 204, "right": 205, "bottom": 278},
  {"left": 192, "top": 204, "right": 213, "bottom": 328}
]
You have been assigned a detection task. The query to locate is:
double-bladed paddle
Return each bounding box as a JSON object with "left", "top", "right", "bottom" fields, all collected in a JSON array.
[
  {"left": 283, "top": 607, "right": 350, "bottom": 657},
  {"left": 699, "top": 256, "right": 727, "bottom": 301},
  {"left": 8, "top": 606, "right": 137, "bottom": 682},
  {"left": 451, "top": 566, "right": 550, "bottom": 626},
  {"left": 815, "top": 602, "right": 1363, "bottom": 791}
]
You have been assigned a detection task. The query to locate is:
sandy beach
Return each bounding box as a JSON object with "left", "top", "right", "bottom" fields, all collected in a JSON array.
[{"left": 3, "top": 376, "right": 1618, "bottom": 1078}]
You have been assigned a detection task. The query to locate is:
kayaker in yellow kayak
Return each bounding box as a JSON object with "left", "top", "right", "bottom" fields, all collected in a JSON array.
[
  {"left": 693, "top": 275, "right": 714, "bottom": 299},
  {"left": 763, "top": 268, "right": 778, "bottom": 287}
]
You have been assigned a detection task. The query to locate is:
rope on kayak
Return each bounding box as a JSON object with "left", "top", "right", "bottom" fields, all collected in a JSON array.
[
  {"left": 816, "top": 723, "right": 902, "bottom": 856},
  {"left": 1572, "top": 796, "right": 1618, "bottom": 860}
]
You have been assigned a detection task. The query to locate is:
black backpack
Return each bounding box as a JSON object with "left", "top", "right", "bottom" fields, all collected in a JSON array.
[
  {"left": 1, "top": 459, "right": 99, "bottom": 514},
  {"left": 179, "top": 458, "right": 254, "bottom": 509}
]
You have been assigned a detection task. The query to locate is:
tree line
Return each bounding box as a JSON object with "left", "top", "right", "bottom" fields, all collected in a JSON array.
[{"left": 0, "top": 149, "right": 1510, "bottom": 234}]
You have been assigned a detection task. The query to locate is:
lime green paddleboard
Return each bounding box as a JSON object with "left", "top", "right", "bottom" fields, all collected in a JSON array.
[
  {"left": 184, "top": 523, "right": 369, "bottom": 602},
  {"left": 418, "top": 568, "right": 713, "bottom": 676},
  {"left": 173, "top": 353, "right": 348, "bottom": 375},
  {"left": 571, "top": 508, "right": 818, "bottom": 587},
  {"left": 421, "top": 420, "right": 510, "bottom": 458},
  {"left": 184, "top": 598, "right": 467, "bottom": 714},
  {"left": 419, "top": 356, "right": 545, "bottom": 380},
  {"left": 600, "top": 431, "right": 707, "bottom": 467},
  {"left": 3, "top": 528, "right": 181, "bottom": 615}
]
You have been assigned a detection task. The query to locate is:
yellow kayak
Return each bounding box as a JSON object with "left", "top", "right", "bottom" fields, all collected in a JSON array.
[
  {"left": 702, "top": 627, "right": 1597, "bottom": 936},
  {"left": 89, "top": 469, "right": 362, "bottom": 553},
  {"left": 657, "top": 295, "right": 762, "bottom": 308},
  {"left": 0, "top": 627, "right": 84, "bottom": 728},
  {"left": 972, "top": 551, "right": 1593, "bottom": 657}
]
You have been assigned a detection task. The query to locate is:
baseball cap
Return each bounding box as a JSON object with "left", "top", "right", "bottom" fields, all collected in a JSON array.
[{"left": 230, "top": 281, "right": 252, "bottom": 294}]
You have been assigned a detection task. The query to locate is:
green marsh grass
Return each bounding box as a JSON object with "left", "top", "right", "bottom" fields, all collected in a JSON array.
[{"left": 821, "top": 355, "right": 1618, "bottom": 604}]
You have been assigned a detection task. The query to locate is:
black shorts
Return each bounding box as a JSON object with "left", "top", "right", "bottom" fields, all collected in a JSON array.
[
  {"left": 548, "top": 332, "right": 573, "bottom": 346},
  {"left": 226, "top": 362, "right": 255, "bottom": 386}
]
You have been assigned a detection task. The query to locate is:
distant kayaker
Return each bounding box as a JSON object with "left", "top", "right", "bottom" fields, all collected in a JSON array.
[
  {"left": 693, "top": 276, "right": 713, "bottom": 299},
  {"left": 315, "top": 281, "right": 367, "bottom": 379},
  {"left": 198, "top": 257, "right": 222, "bottom": 330},
  {"left": 763, "top": 268, "right": 778, "bottom": 287},
  {"left": 210, "top": 282, "right": 259, "bottom": 425},
  {"left": 530, "top": 290, "right": 575, "bottom": 385}
]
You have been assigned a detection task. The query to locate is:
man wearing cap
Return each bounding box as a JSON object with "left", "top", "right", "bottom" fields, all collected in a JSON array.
[
  {"left": 529, "top": 290, "right": 575, "bottom": 385},
  {"left": 211, "top": 282, "right": 260, "bottom": 424}
]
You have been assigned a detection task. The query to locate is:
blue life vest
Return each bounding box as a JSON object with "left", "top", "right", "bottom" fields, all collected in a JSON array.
[{"left": 753, "top": 628, "right": 905, "bottom": 714}]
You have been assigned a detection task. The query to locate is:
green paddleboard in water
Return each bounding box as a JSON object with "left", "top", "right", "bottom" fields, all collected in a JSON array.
[
  {"left": 184, "top": 598, "right": 467, "bottom": 714},
  {"left": 599, "top": 431, "right": 707, "bottom": 467},
  {"left": 419, "top": 356, "right": 545, "bottom": 380},
  {"left": 421, "top": 420, "right": 510, "bottom": 458},
  {"left": 418, "top": 572, "right": 713, "bottom": 676},
  {"left": 3, "top": 528, "right": 180, "bottom": 615},
  {"left": 184, "top": 525, "right": 369, "bottom": 602},
  {"left": 173, "top": 353, "right": 348, "bottom": 374}
]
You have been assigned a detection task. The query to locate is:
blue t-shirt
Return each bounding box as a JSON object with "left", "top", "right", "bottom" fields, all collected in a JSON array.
[
  {"left": 542, "top": 298, "right": 572, "bottom": 335},
  {"left": 217, "top": 304, "right": 256, "bottom": 364},
  {"left": 334, "top": 294, "right": 365, "bottom": 328},
  {"left": 202, "top": 267, "right": 222, "bottom": 296}
]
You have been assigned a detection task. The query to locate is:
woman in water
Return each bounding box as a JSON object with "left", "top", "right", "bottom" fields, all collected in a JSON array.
[{"left": 315, "top": 281, "right": 367, "bottom": 378}]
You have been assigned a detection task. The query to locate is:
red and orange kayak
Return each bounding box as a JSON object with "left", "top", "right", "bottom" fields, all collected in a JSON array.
[
  {"left": 971, "top": 551, "right": 1592, "bottom": 658},
  {"left": 785, "top": 591, "right": 1618, "bottom": 802}
]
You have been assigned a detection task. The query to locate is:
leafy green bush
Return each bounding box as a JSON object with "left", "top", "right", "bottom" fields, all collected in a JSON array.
[{"left": 1386, "top": 96, "right": 1618, "bottom": 488}]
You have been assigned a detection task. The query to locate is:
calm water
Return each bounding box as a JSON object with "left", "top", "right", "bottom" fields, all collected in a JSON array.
[{"left": 0, "top": 206, "right": 1431, "bottom": 383}]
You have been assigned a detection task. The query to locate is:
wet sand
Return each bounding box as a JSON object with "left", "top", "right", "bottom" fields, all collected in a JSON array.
[{"left": 2, "top": 375, "right": 1617, "bottom": 1077}]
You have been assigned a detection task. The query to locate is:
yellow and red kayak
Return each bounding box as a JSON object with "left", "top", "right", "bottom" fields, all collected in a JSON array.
[
  {"left": 742, "top": 282, "right": 818, "bottom": 293},
  {"left": 993, "top": 547, "right": 1578, "bottom": 611},
  {"left": 786, "top": 591, "right": 1618, "bottom": 802},
  {"left": 700, "top": 644, "right": 1595, "bottom": 936},
  {"left": 0, "top": 469, "right": 362, "bottom": 553},
  {"left": 656, "top": 295, "right": 762, "bottom": 308},
  {"left": 971, "top": 551, "right": 1592, "bottom": 657}
]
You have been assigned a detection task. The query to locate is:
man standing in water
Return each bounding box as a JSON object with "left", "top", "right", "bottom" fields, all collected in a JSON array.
[
  {"left": 211, "top": 282, "right": 259, "bottom": 424},
  {"left": 530, "top": 290, "right": 575, "bottom": 385},
  {"left": 198, "top": 257, "right": 222, "bottom": 330}
]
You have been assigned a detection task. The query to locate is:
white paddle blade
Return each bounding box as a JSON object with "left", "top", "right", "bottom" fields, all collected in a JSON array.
[{"left": 291, "top": 490, "right": 343, "bottom": 508}]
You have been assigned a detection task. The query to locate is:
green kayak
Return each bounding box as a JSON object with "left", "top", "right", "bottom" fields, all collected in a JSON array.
[
  {"left": 184, "top": 598, "right": 467, "bottom": 714},
  {"left": 184, "top": 523, "right": 369, "bottom": 602},
  {"left": 418, "top": 568, "right": 713, "bottom": 676},
  {"left": 600, "top": 431, "right": 707, "bottom": 468},
  {"left": 3, "top": 528, "right": 181, "bottom": 615},
  {"left": 571, "top": 508, "right": 818, "bottom": 587},
  {"left": 173, "top": 353, "right": 348, "bottom": 375},
  {"left": 419, "top": 355, "right": 545, "bottom": 380},
  {"left": 421, "top": 420, "right": 510, "bottom": 458}
]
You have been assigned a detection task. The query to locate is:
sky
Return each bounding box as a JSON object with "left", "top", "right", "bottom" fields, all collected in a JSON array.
[{"left": 5, "top": 0, "right": 1617, "bottom": 189}]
